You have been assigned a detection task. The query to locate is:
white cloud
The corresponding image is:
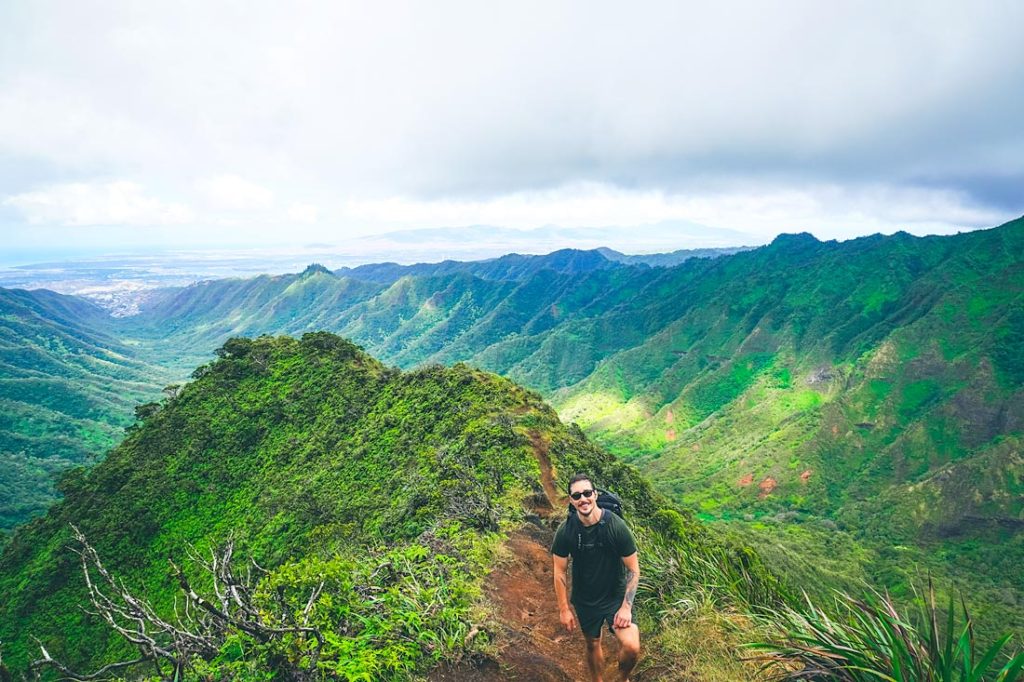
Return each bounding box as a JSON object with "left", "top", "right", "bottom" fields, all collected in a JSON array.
[
  {"left": 197, "top": 175, "right": 274, "bottom": 211},
  {"left": 286, "top": 203, "right": 319, "bottom": 224},
  {"left": 0, "top": 1, "right": 1022, "bottom": 250},
  {"left": 3, "top": 181, "right": 192, "bottom": 226},
  {"left": 341, "top": 182, "right": 1003, "bottom": 242}
]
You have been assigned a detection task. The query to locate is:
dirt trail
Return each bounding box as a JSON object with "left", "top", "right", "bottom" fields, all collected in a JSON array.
[
  {"left": 433, "top": 431, "right": 647, "bottom": 681},
  {"left": 529, "top": 430, "right": 564, "bottom": 512}
]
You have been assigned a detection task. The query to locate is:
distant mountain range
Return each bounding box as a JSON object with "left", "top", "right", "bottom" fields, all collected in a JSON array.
[
  {"left": 334, "top": 246, "right": 753, "bottom": 284},
  {"left": 341, "top": 220, "right": 758, "bottom": 259},
  {"left": 1, "top": 218, "right": 1021, "bottom": 639},
  {"left": 0, "top": 222, "right": 758, "bottom": 315}
]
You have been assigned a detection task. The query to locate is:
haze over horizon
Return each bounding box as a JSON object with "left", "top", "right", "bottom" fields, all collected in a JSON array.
[{"left": 2, "top": 1, "right": 1023, "bottom": 256}]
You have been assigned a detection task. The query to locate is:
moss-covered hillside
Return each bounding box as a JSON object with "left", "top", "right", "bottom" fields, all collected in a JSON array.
[{"left": 0, "top": 333, "right": 779, "bottom": 679}]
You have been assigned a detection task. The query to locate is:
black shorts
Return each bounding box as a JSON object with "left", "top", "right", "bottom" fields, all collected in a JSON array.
[{"left": 575, "top": 603, "right": 634, "bottom": 638}]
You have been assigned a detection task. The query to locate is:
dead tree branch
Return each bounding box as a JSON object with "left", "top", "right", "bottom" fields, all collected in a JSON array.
[{"left": 29, "top": 526, "right": 325, "bottom": 681}]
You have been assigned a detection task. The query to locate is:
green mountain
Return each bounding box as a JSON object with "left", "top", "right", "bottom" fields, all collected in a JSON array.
[
  {"left": 335, "top": 247, "right": 623, "bottom": 283},
  {"left": 0, "top": 334, "right": 779, "bottom": 679},
  {"left": 596, "top": 245, "right": 753, "bottom": 267},
  {"left": 0, "top": 288, "right": 170, "bottom": 533},
  {"left": 1, "top": 250, "right": 645, "bottom": 540},
  {"left": 3, "top": 221, "right": 1022, "bottom": 643},
  {"left": 127, "top": 266, "right": 386, "bottom": 371},
  {"left": 550, "top": 223, "right": 1024, "bottom": 634}
]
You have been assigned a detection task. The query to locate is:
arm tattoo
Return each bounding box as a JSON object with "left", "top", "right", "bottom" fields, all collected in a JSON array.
[{"left": 624, "top": 569, "right": 638, "bottom": 607}]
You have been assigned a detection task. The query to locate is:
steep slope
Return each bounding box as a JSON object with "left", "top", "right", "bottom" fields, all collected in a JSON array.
[
  {"left": 552, "top": 220, "right": 1024, "bottom": 635},
  {"left": 0, "top": 288, "right": 169, "bottom": 534},
  {"left": 130, "top": 250, "right": 657, "bottom": 374},
  {"left": 128, "top": 266, "right": 385, "bottom": 372},
  {"left": 5, "top": 220, "right": 1022, "bottom": 642},
  {"left": 0, "top": 334, "right": 780, "bottom": 678}
]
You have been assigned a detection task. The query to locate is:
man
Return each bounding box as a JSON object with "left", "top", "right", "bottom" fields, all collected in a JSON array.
[{"left": 551, "top": 473, "right": 641, "bottom": 682}]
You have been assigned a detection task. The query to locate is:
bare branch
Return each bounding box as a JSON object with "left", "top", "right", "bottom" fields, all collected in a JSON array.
[
  {"left": 31, "top": 637, "right": 151, "bottom": 682},
  {"left": 30, "top": 526, "right": 328, "bottom": 680}
]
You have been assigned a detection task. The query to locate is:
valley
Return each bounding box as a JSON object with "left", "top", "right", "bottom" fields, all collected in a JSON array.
[{"left": 1, "top": 219, "right": 1022, "bottom": 673}]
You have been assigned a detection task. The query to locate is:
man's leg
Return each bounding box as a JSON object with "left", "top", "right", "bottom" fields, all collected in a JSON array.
[
  {"left": 612, "top": 623, "right": 640, "bottom": 681},
  {"left": 584, "top": 633, "right": 604, "bottom": 682}
]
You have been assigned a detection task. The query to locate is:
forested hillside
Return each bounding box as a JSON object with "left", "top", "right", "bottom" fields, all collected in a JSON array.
[
  {"left": 0, "top": 288, "right": 170, "bottom": 533},
  {"left": 2, "top": 219, "right": 1022, "bottom": 642},
  {"left": 0, "top": 334, "right": 781, "bottom": 679},
  {"left": 551, "top": 222, "right": 1024, "bottom": 635}
]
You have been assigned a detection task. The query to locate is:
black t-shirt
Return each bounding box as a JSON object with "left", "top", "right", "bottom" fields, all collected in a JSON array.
[{"left": 551, "top": 509, "right": 637, "bottom": 610}]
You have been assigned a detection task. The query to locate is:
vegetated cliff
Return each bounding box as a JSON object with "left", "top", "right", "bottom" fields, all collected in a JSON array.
[
  {"left": 552, "top": 219, "right": 1024, "bottom": 637},
  {"left": 0, "top": 288, "right": 170, "bottom": 533},
  {"left": 0, "top": 333, "right": 781, "bottom": 679}
]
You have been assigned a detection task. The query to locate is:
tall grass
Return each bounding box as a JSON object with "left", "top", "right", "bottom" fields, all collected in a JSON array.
[
  {"left": 636, "top": 514, "right": 788, "bottom": 615},
  {"left": 634, "top": 523, "right": 784, "bottom": 681},
  {"left": 750, "top": 582, "right": 1024, "bottom": 681}
]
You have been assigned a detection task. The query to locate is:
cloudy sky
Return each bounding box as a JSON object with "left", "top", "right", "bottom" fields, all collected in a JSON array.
[{"left": 1, "top": 0, "right": 1022, "bottom": 258}]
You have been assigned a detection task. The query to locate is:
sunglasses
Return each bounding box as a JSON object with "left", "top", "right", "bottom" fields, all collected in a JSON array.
[{"left": 570, "top": 489, "right": 595, "bottom": 501}]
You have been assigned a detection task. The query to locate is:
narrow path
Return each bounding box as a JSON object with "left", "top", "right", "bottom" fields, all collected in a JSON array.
[
  {"left": 528, "top": 429, "right": 566, "bottom": 512},
  {"left": 433, "top": 430, "right": 641, "bottom": 680}
]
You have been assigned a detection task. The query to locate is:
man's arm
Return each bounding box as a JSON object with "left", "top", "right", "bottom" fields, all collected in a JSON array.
[
  {"left": 552, "top": 554, "right": 576, "bottom": 632},
  {"left": 614, "top": 552, "right": 639, "bottom": 629}
]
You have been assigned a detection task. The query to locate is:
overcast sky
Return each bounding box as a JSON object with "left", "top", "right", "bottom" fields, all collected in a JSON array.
[{"left": 1, "top": 0, "right": 1022, "bottom": 257}]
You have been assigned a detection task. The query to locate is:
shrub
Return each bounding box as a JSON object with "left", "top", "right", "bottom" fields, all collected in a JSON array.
[{"left": 751, "top": 582, "right": 1024, "bottom": 681}]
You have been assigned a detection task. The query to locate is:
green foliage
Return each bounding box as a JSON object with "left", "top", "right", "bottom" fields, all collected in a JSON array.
[
  {"left": 898, "top": 379, "right": 941, "bottom": 419},
  {"left": 753, "top": 584, "right": 1024, "bottom": 681},
  {"left": 637, "top": 521, "right": 786, "bottom": 616},
  {"left": 0, "top": 288, "right": 169, "bottom": 533},
  {"left": 188, "top": 531, "right": 495, "bottom": 681},
  {"left": 3, "top": 219, "right": 1024, "bottom": 674},
  {"left": 0, "top": 333, "right": 678, "bottom": 677},
  {"left": 992, "top": 308, "right": 1024, "bottom": 388}
]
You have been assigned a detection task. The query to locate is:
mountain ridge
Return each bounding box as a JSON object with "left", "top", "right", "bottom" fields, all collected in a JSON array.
[
  {"left": 0, "top": 333, "right": 780, "bottom": 679},
  {"left": 2, "top": 218, "right": 1022, "bottom": 642}
]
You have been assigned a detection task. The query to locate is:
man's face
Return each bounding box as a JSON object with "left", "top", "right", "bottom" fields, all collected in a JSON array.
[{"left": 569, "top": 479, "right": 597, "bottom": 517}]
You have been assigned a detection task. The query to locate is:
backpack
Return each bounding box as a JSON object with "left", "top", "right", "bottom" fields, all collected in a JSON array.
[{"left": 565, "top": 488, "right": 625, "bottom": 553}]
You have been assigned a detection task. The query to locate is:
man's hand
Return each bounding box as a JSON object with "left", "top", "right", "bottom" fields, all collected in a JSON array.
[
  {"left": 560, "top": 607, "right": 577, "bottom": 632},
  {"left": 613, "top": 605, "right": 632, "bottom": 629}
]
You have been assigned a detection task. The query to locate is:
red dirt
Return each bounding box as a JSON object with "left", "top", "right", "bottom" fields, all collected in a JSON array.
[
  {"left": 758, "top": 477, "right": 777, "bottom": 497},
  {"left": 738, "top": 473, "right": 754, "bottom": 487},
  {"left": 528, "top": 430, "right": 564, "bottom": 512},
  {"left": 431, "top": 431, "right": 650, "bottom": 681}
]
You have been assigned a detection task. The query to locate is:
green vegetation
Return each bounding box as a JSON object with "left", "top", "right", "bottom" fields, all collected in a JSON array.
[
  {"left": 0, "top": 334, "right": 526, "bottom": 673},
  {"left": 0, "top": 288, "right": 170, "bottom": 533},
  {"left": 552, "top": 220, "right": 1024, "bottom": 641},
  {"left": 754, "top": 585, "right": 1024, "bottom": 681},
  {"left": 2, "top": 217, "right": 1023, "bottom": 673},
  {"left": 0, "top": 334, "right": 782, "bottom": 678}
]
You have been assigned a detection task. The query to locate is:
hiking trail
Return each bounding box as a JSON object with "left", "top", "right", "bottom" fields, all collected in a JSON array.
[{"left": 432, "top": 430, "right": 651, "bottom": 681}]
